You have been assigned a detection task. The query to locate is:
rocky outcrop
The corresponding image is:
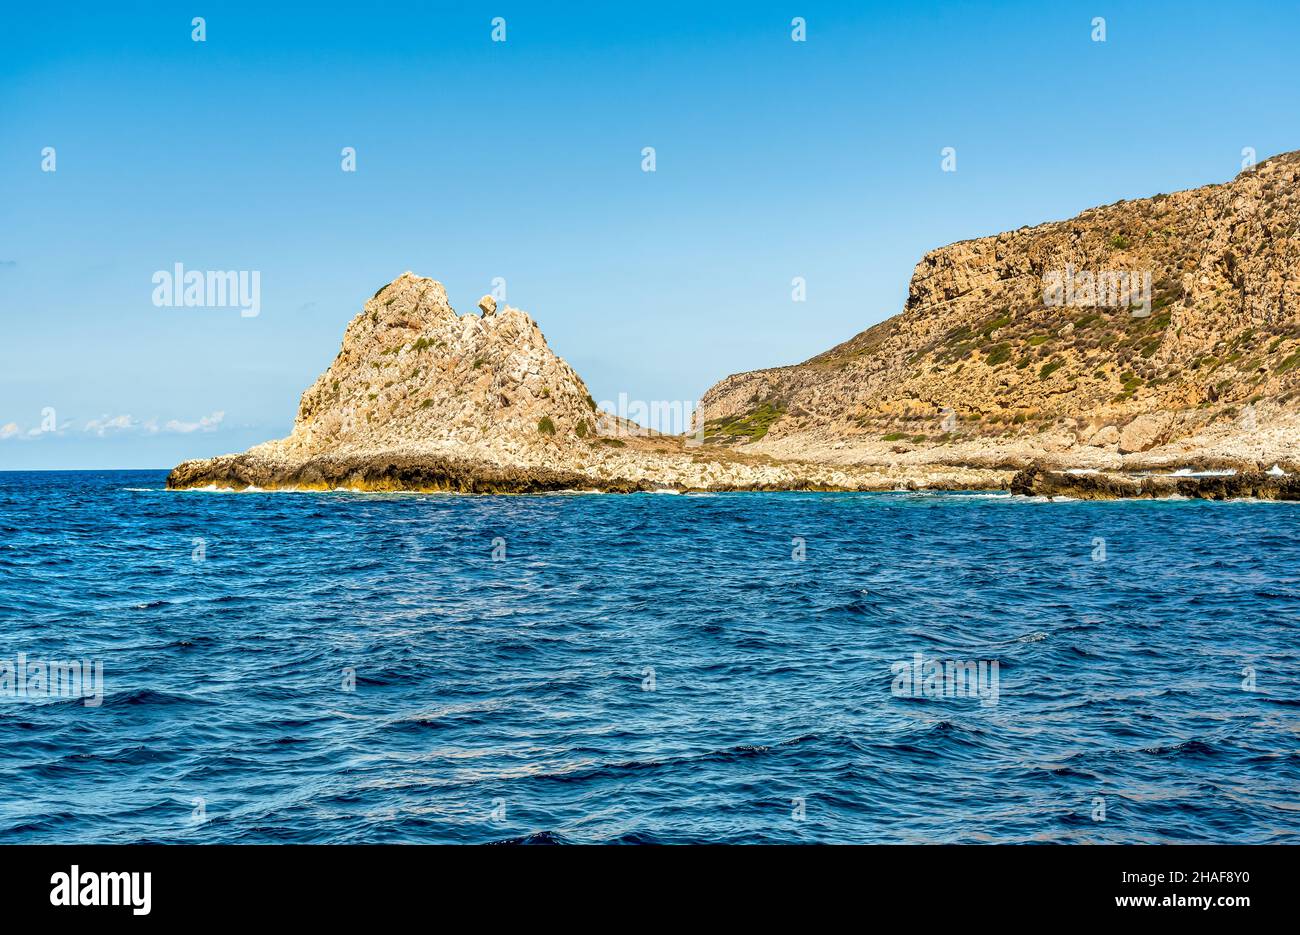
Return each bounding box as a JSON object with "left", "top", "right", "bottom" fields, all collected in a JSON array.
[
  {"left": 698, "top": 152, "right": 1300, "bottom": 474},
  {"left": 167, "top": 272, "right": 1016, "bottom": 493},
  {"left": 1117, "top": 413, "right": 1172, "bottom": 453},
  {"left": 276, "top": 272, "right": 597, "bottom": 464},
  {"left": 168, "top": 449, "right": 1014, "bottom": 495},
  {"left": 167, "top": 451, "right": 654, "bottom": 494},
  {"left": 1009, "top": 462, "right": 1300, "bottom": 500}
]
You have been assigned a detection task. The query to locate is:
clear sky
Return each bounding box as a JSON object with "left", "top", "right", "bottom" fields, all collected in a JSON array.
[{"left": 2, "top": 1, "right": 1297, "bottom": 469}]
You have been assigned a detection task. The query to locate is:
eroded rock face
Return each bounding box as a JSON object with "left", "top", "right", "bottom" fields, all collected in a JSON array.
[
  {"left": 1089, "top": 425, "right": 1120, "bottom": 447},
  {"left": 166, "top": 451, "right": 639, "bottom": 494},
  {"left": 1118, "top": 413, "right": 1171, "bottom": 453},
  {"left": 698, "top": 152, "right": 1300, "bottom": 470},
  {"left": 1009, "top": 463, "right": 1300, "bottom": 501},
  {"left": 271, "top": 272, "right": 597, "bottom": 465}
]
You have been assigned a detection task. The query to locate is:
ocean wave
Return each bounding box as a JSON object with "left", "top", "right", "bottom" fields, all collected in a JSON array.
[
  {"left": 1140, "top": 739, "right": 1218, "bottom": 758},
  {"left": 96, "top": 688, "right": 217, "bottom": 707},
  {"left": 486, "top": 830, "right": 571, "bottom": 845}
]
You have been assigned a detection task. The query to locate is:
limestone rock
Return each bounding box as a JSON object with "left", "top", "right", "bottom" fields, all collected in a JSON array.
[
  {"left": 478, "top": 295, "right": 497, "bottom": 317},
  {"left": 1118, "top": 414, "right": 1170, "bottom": 454},
  {"left": 279, "top": 272, "right": 598, "bottom": 463},
  {"left": 698, "top": 150, "right": 1300, "bottom": 470},
  {"left": 1010, "top": 464, "right": 1300, "bottom": 501},
  {"left": 1089, "top": 425, "right": 1120, "bottom": 447}
]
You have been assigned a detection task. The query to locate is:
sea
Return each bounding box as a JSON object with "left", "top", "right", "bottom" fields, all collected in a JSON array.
[{"left": 1, "top": 470, "right": 1297, "bottom": 843}]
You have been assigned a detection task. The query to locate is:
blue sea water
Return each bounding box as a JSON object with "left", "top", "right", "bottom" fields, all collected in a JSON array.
[{"left": 0, "top": 469, "right": 1297, "bottom": 844}]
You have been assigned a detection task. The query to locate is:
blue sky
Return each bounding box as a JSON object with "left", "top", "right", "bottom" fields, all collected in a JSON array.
[{"left": 2, "top": 1, "right": 1297, "bottom": 469}]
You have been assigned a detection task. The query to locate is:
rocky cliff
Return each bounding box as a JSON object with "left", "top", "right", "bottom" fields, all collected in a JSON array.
[{"left": 699, "top": 152, "right": 1300, "bottom": 472}]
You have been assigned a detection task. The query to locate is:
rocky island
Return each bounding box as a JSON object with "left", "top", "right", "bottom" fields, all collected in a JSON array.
[{"left": 169, "top": 153, "right": 1300, "bottom": 498}]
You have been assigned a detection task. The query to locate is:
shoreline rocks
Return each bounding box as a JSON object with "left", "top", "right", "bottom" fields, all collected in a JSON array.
[
  {"left": 165, "top": 448, "right": 1017, "bottom": 495},
  {"left": 1009, "top": 463, "right": 1300, "bottom": 501},
  {"left": 167, "top": 451, "right": 653, "bottom": 494}
]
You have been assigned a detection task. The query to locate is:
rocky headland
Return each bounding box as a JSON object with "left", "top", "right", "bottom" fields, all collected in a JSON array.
[
  {"left": 168, "top": 273, "right": 1000, "bottom": 493},
  {"left": 170, "top": 154, "right": 1300, "bottom": 498}
]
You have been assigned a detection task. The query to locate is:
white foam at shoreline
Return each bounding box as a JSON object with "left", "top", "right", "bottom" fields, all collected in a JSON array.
[
  {"left": 147, "top": 483, "right": 1300, "bottom": 503},
  {"left": 1163, "top": 468, "right": 1238, "bottom": 478}
]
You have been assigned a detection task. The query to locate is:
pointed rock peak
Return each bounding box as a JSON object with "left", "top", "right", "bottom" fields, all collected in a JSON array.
[
  {"left": 364, "top": 272, "right": 455, "bottom": 326},
  {"left": 276, "top": 274, "right": 600, "bottom": 461},
  {"left": 372, "top": 270, "right": 428, "bottom": 297}
]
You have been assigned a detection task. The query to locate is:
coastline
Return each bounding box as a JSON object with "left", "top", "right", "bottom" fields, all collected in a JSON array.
[
  {"left": 165, "top": 450, "right": 1299, "bottom": 500},
  {"left": 162, "top": 227, "right": 1300, "bottom": 502},
  {"left": 164, "top": 449, "right": 1018, "bottom": 495}
]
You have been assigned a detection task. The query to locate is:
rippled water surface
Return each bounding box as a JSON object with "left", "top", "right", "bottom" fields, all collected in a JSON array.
[{"left": 1, "top": 470, "right": 1298, "bottom": 843}]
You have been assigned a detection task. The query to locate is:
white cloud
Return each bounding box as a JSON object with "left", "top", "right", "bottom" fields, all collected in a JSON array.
[
  {"left": 83, "top": 414, "right": 136, "bottom": 436},
  {"left": 7, "top": 411, "right": 227, "bottom": 440},
  {"left": 1, "top": 422, "right": 66, "bottom": 440},
  {"left": 163, "top": 411, "right": 225, "bottom": 434}
]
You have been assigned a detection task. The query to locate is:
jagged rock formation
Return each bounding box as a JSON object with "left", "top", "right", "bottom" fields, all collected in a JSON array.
[
  {"left": 275, "top": 272, "right": 597, "bottom": 463},
  {"left": 169, "top": 273, "right": 1002, "bottom": 492},
  {"left": 699, "top": 152, "right": 1300, "bottom": 472},
  {"left": 170, "top": 272, "right": 603, "bottom": 490}
]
